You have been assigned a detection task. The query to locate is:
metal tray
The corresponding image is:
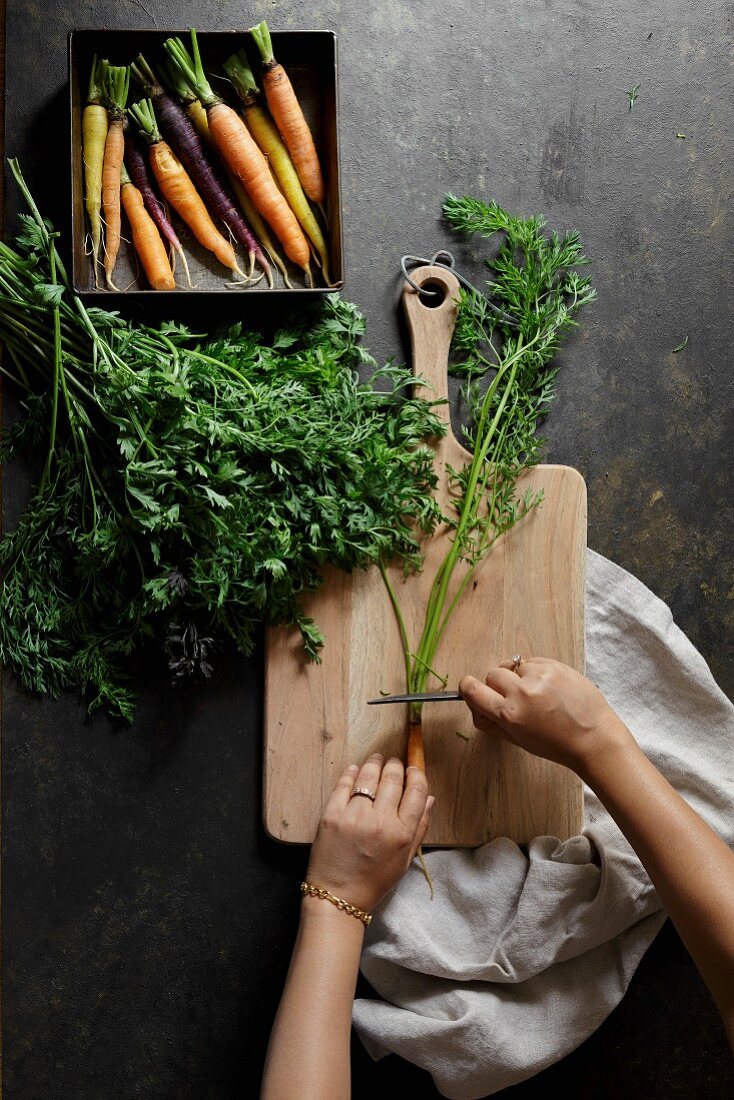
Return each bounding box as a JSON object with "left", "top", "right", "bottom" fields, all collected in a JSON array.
[{"left": 68, "top": 28, "right": 343, "bottom": 296}]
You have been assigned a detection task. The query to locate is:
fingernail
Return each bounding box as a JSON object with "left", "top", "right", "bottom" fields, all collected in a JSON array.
[
  {"left": 369, "top": 752, "right": 383, "bottom": 760},
  {"left": 406, "top": 765, "right": 417, "bottom": 772},
  {"left": 426, "top": 796, "right": 436, "bottom": 812}
]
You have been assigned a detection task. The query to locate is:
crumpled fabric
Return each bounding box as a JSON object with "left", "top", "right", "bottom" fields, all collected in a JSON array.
[{"left": 352, "top": 549, "right": 734, "bottom": 1098}]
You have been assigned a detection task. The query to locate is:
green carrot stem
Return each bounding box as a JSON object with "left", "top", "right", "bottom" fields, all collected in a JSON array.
[
  {"left": 104, "top": 64, "right": 130, "bottom": 121},
  {"left": 128, "top": 98, "right": 163, "bottom": 144},
  {"left": 130, "top": 54, "right": 164, "bottom": 98},
  {"left": 158, "top": 56, "right": 197, "bottom": 105},
  {"left": 163, "top": 31, "right": 220, "bottom": 108},
  {"left": 407, "top": 345, "right": 528, "bottom": 691},
  {"left": 86, "top": 54, "right": 108, "bottom": 105},
  {"left": 222, "top": 50, "right": 259, "bottom": 104},
  {"left": 249, "top": 20, "right": 275, "bottom": 65},
  {"left": 378, "top": 560, "right": 412, "bottom": 689}
]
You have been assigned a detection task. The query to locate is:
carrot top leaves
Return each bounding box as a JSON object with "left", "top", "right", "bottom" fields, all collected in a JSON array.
[
  {"left": 164, "top": 30, "right": 220, "bottom": 108},
  {"left": 0, "top": 165, "right": 445, "bottom": 720},
  {"left": 128, "top": 98, "right": 163, "bottom": 145},
  {"left": 382, "top": 196, "right": 596, "bottom": 712}
]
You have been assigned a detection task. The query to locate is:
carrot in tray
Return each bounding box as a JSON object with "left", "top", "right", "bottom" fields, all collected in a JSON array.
[
  {"left": 159, "top": 57, "right": 283, "bottom": 289},
  {"left": 128, "top": 98, "right": 247, "bottom": 282},
  {"left": 120, "top": 162, "right": 176, "bottom": 290},
  {"left": 223, "top": 50, "right": 332, "bottom": 284},
  {"left": 124, "top": 132, "right": 192, "bottom": 287},
  {"left": 249, "top": 20, "right": 325, "bottom": 206},
  {"left": 164, "top": 30, "right": 312, "bottom": 284},
  {"left": 131, "top": 55, "right": 269, "bottom": 282},
  {"left": 82, "top": 55, "right": 109, "bottom": 288},
  {"left": 101, "top": 64, "right": 130, "bottom": 290}
]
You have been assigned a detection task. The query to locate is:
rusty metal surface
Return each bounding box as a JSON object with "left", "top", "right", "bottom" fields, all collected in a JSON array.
[{"left": 2, "top": 1, "right": 733, "bottom": 1096}]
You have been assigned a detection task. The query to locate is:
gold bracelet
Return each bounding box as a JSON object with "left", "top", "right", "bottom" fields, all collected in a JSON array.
[{"left": 300, "top": 881, "right": 372, "bottom": 926}]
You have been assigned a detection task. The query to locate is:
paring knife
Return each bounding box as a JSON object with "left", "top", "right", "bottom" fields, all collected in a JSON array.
[{"left": 367, "top": 691, "right": 463, "bottom": 705}]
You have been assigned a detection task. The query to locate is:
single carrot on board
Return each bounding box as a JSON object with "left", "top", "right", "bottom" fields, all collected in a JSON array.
[
  {"left": 407, "top": 718, "right": 426, "bottom": 773},
  {"left": 128, "top": 98, "right": 246, "bottom": 280},
  {"left": 82, "top": 55, "right": 109, "bottom": 288},
  {"left": 223, "top": 50, "right": 332, "bottom": 284},
  {"left": 101, "top": 64, "right": 130, "bottom": 290},
  {"left": 249, "top": 20, "right": 325, "bottom": 205},
  {"left": 120, "top": 162, "right": 176, "bottom": 290},
  {"left": 164, "top": 30, "right": 312, "bottom": 283}
]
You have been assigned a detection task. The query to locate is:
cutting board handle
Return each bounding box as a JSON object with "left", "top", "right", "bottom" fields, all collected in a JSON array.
[{"left": 402, "top": 264, "right": 461, "bottom": 430}]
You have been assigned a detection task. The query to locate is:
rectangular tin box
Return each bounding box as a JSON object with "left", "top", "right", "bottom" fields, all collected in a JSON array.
[{"left": 69, "top": 29, "right": 343, "bottom": 295}]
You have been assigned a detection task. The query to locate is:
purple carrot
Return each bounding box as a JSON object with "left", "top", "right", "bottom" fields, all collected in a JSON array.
[
  {"left": 131, "top": 55, "right": 270, "bottom": 281},
  {"left": 124, "top": 132, "right": 193, "bottom": 287}
]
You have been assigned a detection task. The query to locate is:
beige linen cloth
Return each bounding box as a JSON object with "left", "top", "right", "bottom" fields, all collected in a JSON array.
[{"left": 352, "top": 548, "right": 734, "bottom": 1098}]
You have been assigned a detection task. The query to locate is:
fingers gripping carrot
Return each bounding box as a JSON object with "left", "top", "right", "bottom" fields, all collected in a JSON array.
[
  {"left": 120, "top": 163, "right": 176, "bottom": 290},
  {"left": 249, "top": 20, "right": 326, "bottom": 205}
]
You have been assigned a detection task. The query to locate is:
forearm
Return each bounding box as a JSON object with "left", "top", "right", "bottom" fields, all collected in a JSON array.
[
  {"left": 583, "top": 724, "right": 734, "bottom": 1039},
  {"left": 260, "top": 897, "right": 365, "bottom": 1100}
]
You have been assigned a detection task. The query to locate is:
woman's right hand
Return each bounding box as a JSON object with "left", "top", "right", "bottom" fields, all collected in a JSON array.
[{"left": 459, "top": 657, "right": 634, "bottom": 776}]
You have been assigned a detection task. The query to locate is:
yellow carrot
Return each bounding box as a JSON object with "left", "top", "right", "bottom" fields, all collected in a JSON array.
[
  {"left": 82, "top": 56, "right": 108, "bottom": 288},
  {"left": 223, "top": 50, "right": 331, "bottom": 284}
]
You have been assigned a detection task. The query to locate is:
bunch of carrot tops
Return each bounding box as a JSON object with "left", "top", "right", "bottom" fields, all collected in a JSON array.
[
  {"left": 0, "top": 161, "right": 442, "bottom": 720},
  {"left": 83, "top": 23, "right": 329, "bottom": 292}
]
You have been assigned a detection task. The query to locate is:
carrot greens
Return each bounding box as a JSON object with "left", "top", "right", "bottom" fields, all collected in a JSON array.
[
  {"left": 0, "top": 163, "right": 443, "bottom": 719},
  {"left": 386, "top": 196, "right": 596, "bottom": 765}
]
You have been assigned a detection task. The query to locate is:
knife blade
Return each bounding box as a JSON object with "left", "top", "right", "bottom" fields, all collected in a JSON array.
[{"left": 367, "top": 691, "right": 463, "bottom": 705}]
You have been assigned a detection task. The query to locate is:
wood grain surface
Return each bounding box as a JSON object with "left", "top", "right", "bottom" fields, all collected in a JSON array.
[{"left": 265, "top": 266, "right": 585, "bottom": 846}]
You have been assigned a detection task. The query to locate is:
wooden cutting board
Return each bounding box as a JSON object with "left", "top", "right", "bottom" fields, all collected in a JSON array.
[{"left": 264, "top": 265, "right": 585, "bottom": 846}]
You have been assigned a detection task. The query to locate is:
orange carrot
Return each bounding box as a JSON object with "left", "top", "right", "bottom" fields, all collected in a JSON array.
[
  {"left": 129, "top": 98, "right": 245, "bottom": 279},
  {"left": 120, "top": 164, "right": 176, "bottom": 290},
  {"left": 249, "top": 20, "right": 325, "bottom": 205},
  {"left": 163, "top": 31, "right": 312, "bottom": 280},
  {"left": 407, "top": 719, "right": 426, "bottom": 772},
  {"left": 101, "top": 65, "right": 130, "bottom": 290}
]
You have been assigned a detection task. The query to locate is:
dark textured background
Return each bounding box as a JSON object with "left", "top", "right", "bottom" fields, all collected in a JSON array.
[{"left": 2, "top": 1, "right": 733, "bottom": 1097}]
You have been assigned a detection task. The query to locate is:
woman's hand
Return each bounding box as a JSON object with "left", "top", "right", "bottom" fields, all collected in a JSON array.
[
  {"left": 305, "top": 754, "right": 434, "bottom": 913},
  {"left": 459, "top": 657, "right": 634, "bottom": 776}
]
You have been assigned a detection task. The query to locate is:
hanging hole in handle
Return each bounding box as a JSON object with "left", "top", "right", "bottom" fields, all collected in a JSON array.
[{"left": 417, "top": 279, "right": 449, "bottom": 308}]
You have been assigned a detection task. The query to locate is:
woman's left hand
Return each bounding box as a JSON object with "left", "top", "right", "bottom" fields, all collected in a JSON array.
[{"left": 305, "top": 754, "right": 434, "bottom": 914}]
